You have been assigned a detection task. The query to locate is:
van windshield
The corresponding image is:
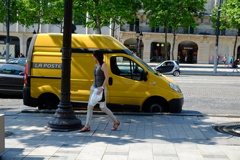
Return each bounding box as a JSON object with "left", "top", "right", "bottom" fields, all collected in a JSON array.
[{"left": 131, "top": 54, "right": 157, "bottom": 74}]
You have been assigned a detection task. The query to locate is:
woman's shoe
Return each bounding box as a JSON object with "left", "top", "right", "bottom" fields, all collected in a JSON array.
[
  {"left": 112, "top": 121, "right": 120, "bottom": 131},
  {"left": 79, "top": 126, "right": 90, "bottom": 132}
]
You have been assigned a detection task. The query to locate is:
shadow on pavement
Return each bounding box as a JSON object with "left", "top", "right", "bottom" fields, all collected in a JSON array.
[
  {"left": 0, "top": 94, "right": 22, "bottom": 99},
  {"left": 2, "top": 110, "right": 240, "bottom": 159}
]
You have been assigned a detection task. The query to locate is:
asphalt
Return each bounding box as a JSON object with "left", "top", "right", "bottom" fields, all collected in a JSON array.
[
  {"left": 1, "top": 63, "right": 240, "bottom": 160},
  {"left": 148, "top": 63, "right": 240, "bottom": 76}
]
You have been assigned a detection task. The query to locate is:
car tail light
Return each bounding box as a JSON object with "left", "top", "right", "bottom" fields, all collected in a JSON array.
[{"left": 24, "top": 64, "right": 29, "bottom": 84}]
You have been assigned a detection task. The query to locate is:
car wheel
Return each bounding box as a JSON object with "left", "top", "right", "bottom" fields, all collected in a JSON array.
[
  {"left": 143, "top": 98, "right": 168, "bottom": 113},
  {"left": 173, "top": 70, "right": 180, "bottom": 76},
  {"left": 38, "top": 94, "right": 59, "bottom": 110}
]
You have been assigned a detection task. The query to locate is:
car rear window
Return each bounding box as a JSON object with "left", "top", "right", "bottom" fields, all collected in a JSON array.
[{"left": 0, "top": 65, "right": 24, "bottom": 75}]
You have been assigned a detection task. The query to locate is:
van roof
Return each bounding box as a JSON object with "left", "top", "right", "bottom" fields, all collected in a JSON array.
[{"left": 33, "top": 34, "right": 129, "bottom": 53}]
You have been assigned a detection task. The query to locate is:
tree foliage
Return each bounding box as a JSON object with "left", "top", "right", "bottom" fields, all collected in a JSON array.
[
  {"left": 221, "top": 0, "right": 240, "bottom": 61},
  {"left": 142, "top": 0, "right": 206, "bottom": 60},
  {"left": 211, "top": 0, "right": 240, "bottom": 60},
  {"left": 0, "top": 0, "right": 141, "bottom": 35},
  {"left": 220, "top": 0, "right": 240, "bottom": 30},
  {"left": 102, "top": 0, "right": 141, "bottom": 36},
  {"left": 0, "top": 0, "right": 19, "bottom": 25},
  {"left": 16, "top": 0, "right": 64, "bottom": 33},
  {"left": 143, "top": 0, "right": 206, "bottom": 32},
  {"left": 74, "top": 0, "right": 141, "bottom": 35}
]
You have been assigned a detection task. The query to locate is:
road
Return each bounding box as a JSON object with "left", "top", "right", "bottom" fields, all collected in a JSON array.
[
  {"left": 170, "top": 75, "right": 240, "bottom": 115},
  {"left": 0, "top": 75, "right": 239, "bottom": 115}
]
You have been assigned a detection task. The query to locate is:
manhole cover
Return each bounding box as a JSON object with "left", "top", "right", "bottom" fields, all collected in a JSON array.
[{"left": 213, "top": 122, "right": 240, "bottom": 137}]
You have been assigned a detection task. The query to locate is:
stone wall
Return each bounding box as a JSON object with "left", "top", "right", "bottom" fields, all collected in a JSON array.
[{"left": 120, "top": 32, "right": 240, "bottom": 64}]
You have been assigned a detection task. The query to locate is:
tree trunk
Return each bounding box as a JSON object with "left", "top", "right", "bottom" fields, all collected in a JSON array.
[
  {"left": 164, "top": 28, "right": 168, "bottom": 60},
  {"left": 171, "top": 31, "right": 176, "bottom": 60},
  {"left": 95, "top": 15, "right": 101, "bottom": 34},
  {"left": 37, "top": 22, "right": 40, "bottom": 33},
  {"left": 37, "top": 13, "right": 41, "bottom": 33},
  {"left": 93, "top": 0, "right": 101, "bottom": 34},
  {"left": 111, "top": 21, "right": 116, "bottom": 37},
  {"left": 233, "top": 29, "right": 238, "bottom": 62},
  {"left": 60, "top": 20, "right": 63, "bottom": 33}
]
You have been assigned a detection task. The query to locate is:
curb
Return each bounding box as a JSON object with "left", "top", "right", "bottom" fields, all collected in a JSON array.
[
  {"left": 181, "top": 71, "right": 240, "bottom": 76},
  {"left": 21, "top": 109, "right": 240, "bottom": 118},
  {"left": 147, "top": 63, "right": 240, "bottom": 76}
]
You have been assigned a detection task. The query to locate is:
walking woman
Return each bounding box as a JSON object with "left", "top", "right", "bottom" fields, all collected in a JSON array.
[{"left": 79, "top": 50, "right": 120, "bottom": 132}]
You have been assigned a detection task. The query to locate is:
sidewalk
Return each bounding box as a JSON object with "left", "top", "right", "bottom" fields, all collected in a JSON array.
[
  {"left": 0, "top": 63, "right": 240, "bottom": 159},
  {"left": 1, "top": 109, "right": 240, "bottom": 160},
  {"left": 180, "top": 63, "right": 240, "bottom": 76},
  {"left": 148, "top": 63, "right": 240, "bottom": 76}
]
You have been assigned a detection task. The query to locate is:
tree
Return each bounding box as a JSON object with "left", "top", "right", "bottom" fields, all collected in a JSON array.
[
  {"left": 142, "top": 0, "right": 206, "bottom": 60},
  {"left": 1, "top": 0, "right": 140, "bottom": 36},
  {"left": 0, "top": 0, "right": 19, "bottom": 25},
  {"left": 73, "top": 0, "right": 106, "bottom": 34},
  {"left": 73, "top": 0, "right": 87, "bottom": 31},
  {"left": 74, "top": 0, "right": 141, "bottom": 35},
  {"left": 103, "top": 0, "right": 141, "bottom": 37},
  {"left": 47, "top": 0, "right": 65, "bottom": 33},
  {"left": 16, "top": 0, "right": 64, "bottom": 33},
  {"left": 218, "top": 0, "right": 240, "bottom": 61},
  {"left": 142, "top": 0, "right": 171, "bottom": 60},
  {"left": 169, "top": 1, "right": 206, "bottom": 60}
]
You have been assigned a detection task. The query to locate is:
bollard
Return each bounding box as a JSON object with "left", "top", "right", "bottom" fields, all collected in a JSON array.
[{"left": 0, "top": 114, "right": 4, "bottom": 154}]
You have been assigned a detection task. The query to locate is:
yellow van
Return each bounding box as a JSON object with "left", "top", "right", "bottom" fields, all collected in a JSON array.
[{"left": 23, "top": 33, "right": 183, "bottom": 113}]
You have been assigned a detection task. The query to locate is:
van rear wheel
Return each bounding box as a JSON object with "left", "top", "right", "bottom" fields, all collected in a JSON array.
[
  {"left": 38, "top": 94, "right": 59, "bottom": 110},
  {"left": 143, "top": 98, "right": 168, "bottom": 113}
]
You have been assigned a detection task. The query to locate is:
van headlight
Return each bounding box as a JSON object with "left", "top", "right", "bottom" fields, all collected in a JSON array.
[{"left": 169, "top": 82, "right": 181, "bottom": 93}]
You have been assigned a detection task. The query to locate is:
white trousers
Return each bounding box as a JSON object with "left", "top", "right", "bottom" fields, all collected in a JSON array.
[{"left": 85, "top": 86, "right": 117, "bottom": 126}]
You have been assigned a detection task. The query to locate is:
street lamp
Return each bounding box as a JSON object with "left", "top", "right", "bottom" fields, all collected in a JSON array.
[
  {"left": 136, "top": 30, "right": 140, "bottom": 56},
  {"left": 46, "top": 0, "right": 82, "bottom": 131},
  {"left": 6, "top": 0, "right": 10, "bottom": 61}
]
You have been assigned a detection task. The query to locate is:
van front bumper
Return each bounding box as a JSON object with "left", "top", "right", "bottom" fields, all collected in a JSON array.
[
  {"left": 23, "top": 86, "right": 38, "bottom": 107},
  {"left": 168, "top": 97, "right": 184, "bottom": 113}
]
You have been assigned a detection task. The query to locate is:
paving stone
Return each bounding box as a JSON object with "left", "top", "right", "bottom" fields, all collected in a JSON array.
[
  {"left": 102, "top": 154, "right": 128, "bottom": 160},
  {"left": 75, "top": 144, "right": 106, "bottom": 160},
  {"left": 129, "top": 143, "right": 153, "bottom": 160},
  {"left": 2, "top": 113, "right": 240, "bottom": 160}
]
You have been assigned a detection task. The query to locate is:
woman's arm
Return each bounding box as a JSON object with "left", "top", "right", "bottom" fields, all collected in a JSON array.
[
  {"left": 97, "top": 63, "right": 108, "bottom": 94},
  {"left": 101, "top": 63, "right": 109, "bottom": 88}
]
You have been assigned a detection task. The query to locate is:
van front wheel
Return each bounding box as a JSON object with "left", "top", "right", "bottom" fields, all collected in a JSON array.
[
  {"left": 143, "top": 98, "right": 168, "bottom": 113},
  {"left": 38, "top": 94, "right": 59, "bottom": 110}
]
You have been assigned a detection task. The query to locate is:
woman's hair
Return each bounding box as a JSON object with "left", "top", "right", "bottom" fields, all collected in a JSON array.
[{"left": 93, "top": 50, "right": 104, "bottom": 65}]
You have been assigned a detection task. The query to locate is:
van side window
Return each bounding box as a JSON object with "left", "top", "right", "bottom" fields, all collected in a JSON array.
[{"left": 110, "top": 56, "right": 144, "bottom": 81}]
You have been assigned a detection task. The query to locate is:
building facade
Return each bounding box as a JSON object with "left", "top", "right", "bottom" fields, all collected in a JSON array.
[{"left": 0, "top": 0, "right": 239, "bottom": 64}]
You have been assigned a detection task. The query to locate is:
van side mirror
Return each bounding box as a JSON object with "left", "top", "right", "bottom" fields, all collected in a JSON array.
[{"left": 141, "top": 71, "right": 148, "bottom": 81}]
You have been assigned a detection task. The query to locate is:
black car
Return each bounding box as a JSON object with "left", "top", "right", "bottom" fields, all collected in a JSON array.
[
  {"left": 0, "top": 64, "right": 25, "bottom": 95},
  {"left": 6, "top": 58, "right": 27, "bottom": 66}
]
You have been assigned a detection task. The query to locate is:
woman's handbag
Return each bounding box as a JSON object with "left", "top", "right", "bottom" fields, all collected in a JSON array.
[
  {"left": 99, "top": 89, "right": 105, "bottom": 102},
  {"left": 88, "top": 88, "right": 105, "bottom": 106}
]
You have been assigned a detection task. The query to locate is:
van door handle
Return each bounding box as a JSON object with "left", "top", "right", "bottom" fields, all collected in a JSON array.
[{"left": 109, "top": 77, "right": 113, "bottom": 85}]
